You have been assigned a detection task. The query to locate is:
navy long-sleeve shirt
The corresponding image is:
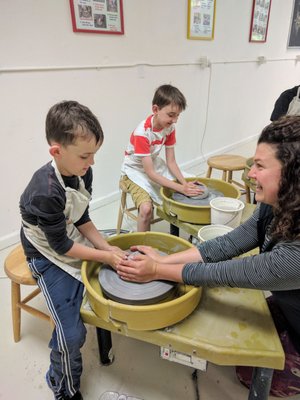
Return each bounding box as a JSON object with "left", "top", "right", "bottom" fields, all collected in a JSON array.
[{"left": 20, "top": 162, "right": 92, "bottom": 258}]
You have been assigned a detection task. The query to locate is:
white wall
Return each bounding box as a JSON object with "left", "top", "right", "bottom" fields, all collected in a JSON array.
[{"left": 1, "top": 0, "right": 300, "bottom": 248}]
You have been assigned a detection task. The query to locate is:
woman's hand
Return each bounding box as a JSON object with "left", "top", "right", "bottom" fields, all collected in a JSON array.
[
  {"left": 117, "top": 254, "right": 157, "bottom": 282},
  {"left": 129, "top": 245, "right": 164, "bottom": 263}
]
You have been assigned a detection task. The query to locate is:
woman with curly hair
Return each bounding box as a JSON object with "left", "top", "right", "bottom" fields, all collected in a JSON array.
[{"left": 117, "top": 115, "right": 300, "bottom": 397}]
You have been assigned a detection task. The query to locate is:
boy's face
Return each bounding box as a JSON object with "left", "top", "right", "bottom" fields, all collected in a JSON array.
[
  {"left": 51, "top": 135, "right": 102, "bottom": 177},
  {"left": 152, "top": 103, "right": 182, "bottom": 130}
]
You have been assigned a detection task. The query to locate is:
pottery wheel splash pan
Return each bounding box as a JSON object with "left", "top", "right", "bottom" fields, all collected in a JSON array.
[
  {"left": 82, "top": 232, "right": 202, "bottom": 331},
  {"left": 161, "top": 177, "right": 240, "bottom": 224}
]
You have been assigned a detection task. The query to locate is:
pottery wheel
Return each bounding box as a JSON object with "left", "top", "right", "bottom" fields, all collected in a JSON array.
[
  {"left": 98, "top": 251, "right": 176, "bottom": 305},
  {"left": 172, "top": 188, "right": 224, "bottom": 206}
]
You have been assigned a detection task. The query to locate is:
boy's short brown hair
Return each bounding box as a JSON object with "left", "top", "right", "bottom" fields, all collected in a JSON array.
[
  {"left": 46, "top": 100, "right": 104, "bottom": 146},
  {"left": 152, "top": 84, "right": 187, "bottom": 111}
]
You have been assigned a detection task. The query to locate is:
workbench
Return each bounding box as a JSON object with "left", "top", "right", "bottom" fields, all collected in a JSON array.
[
  {"left": 80, "top": 202, "right": 284, "bottom": 399},
  {"left": 81, "top": 285, "right": 284, "bottom": 400}
]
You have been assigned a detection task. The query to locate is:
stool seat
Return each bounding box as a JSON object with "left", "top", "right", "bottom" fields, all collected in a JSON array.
[
  {"left": 4, "top": 246, "right": 36, "bottom": 285},
  {"left": 206, "top": 154, "right": 251, "bottom": 202},
  {"left": 4, "top": 244, "right": 52, "bottom": 342},
  {"left": 207, "top": 154, "right": 247, "bottom": 171}
]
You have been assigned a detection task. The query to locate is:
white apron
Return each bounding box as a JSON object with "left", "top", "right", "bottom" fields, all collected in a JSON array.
[
  {"left": 125, "top": 155, "right": 175, "bottom": 205},
  {"left": 22, "top": 160, "right": 93, "bottom": 281},
  {"left": 124, "top": 155, "right": 192, "bottom": 205}
]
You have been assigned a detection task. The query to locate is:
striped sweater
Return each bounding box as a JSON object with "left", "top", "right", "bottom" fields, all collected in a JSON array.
[{"left": 183, "top": 203, "right": 300, "bottom": 351}]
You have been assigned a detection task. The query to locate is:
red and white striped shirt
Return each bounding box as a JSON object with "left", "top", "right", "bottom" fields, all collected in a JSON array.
[{"left": 121, "top": 114, "right": 176, "bottom": 174}]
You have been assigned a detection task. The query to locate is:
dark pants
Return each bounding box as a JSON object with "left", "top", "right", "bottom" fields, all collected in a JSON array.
[
  {"left": 29, "top": 257, "right": 86, "bottom": 399},
  {"left": 236, "top": 296, "right": 300, "bottom": 397}
]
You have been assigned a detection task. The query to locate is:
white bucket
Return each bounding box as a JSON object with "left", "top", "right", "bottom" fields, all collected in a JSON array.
[
  {"left": 198, "top": 224, "right": 233, "bottom": 242},
  {"left": 210, "top": 197, "right": 245, "bottom": 228}
]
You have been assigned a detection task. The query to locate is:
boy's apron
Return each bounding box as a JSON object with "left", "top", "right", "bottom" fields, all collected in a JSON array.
[
  {"left": 125, "top": 155, "right": 174, "bottom": 205},
  {"left": 22, "top": 160, "right": 93, "bottom": 281},
  {"left": 125, "top": 154, "right": 193, "bottom": 205}
]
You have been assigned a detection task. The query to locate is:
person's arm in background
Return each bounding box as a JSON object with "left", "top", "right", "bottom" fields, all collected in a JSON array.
[{"left": 270, "top": 86, "right": 299, "bottom": 121}]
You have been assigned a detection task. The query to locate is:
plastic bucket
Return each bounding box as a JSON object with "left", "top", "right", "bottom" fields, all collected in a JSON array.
[
  {"left": 210, "top": 197, "right": 245, "bottom": 228},
  {"left": 198, "top": 224, "right": 233, "bottom": 242}
]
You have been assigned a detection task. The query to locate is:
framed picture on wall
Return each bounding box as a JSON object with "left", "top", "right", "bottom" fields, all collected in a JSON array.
[
  {"left": 249, "top": 0, "right": 272, "bottom": 43},
  {"left": 288, "top": 0, "right": 300, "bottom": 48},
  {"left": 187, "top": 0, "right": 216, "bottom": 40},
  {"left": 69, "top": 0, "right": 124, "bottom": 35}
]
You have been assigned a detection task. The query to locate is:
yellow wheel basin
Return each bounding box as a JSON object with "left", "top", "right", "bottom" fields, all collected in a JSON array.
[
  {"left": 161, "top": 177, "right": 241, "bottom": 224},
  {"left": 82, "top": 232, "right": 202, "bottom": 331}
]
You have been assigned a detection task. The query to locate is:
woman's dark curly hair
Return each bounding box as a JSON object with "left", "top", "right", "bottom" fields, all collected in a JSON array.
[{"left": 258, "top": 115, "right": 300, "bottom": 241}]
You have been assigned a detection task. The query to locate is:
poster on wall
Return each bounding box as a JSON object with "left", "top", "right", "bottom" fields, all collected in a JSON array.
[
  {"left": 69, "top": 0, "right": 124, "bottom": 35},
  {"left": 187, "top": 0, "right": 216, "bottom": 40},
  {"left": 288, "top": 0, "right": 300, "bottom": 48},
  {"left": 249, "top": 0, "right": 272, "bottom": 43}
]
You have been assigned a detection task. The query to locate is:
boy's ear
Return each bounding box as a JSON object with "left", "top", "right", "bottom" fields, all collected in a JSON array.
[
  {"left": 49, "top": 144, "right": 61, "bottom": 157},
  {"left": 152, "top": 104, "right": 159, "bottom": 114}
]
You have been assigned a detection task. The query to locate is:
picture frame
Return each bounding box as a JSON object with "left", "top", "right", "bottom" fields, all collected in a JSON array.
[
  {"left": 187, "top": 0, "right": 216, "bottom": 40},
  {"left": 249, "top": 0, "right": 272, "bottom": 43},
  {"left": 288, "top": 0, "right": 300, "bottom": 48},
  {"left": 69, "top": 0, "right": 124, "bottom": 35}
]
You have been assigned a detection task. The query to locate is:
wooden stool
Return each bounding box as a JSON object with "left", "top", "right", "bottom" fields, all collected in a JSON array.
[
  {"left": 4, "top": 244, "right": 53, "bottom": 342},
  {"left": 116, "top": 180, "right": 162, "bottom": 234},
  {"left": 206, "top": 154, "right": 249, "bottom": 200},
  {"left": 242, "top": 157, "right": 256, "bottom": 203}
]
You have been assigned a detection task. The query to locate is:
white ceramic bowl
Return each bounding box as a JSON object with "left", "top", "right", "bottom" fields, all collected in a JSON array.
[{"left": 198, "top": 224, "right": 233, "bottom": 242}]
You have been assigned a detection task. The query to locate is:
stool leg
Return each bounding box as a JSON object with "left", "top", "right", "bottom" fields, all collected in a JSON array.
[
  {"left": 116, "top": 191, "right": 127, "bottom": 234},
  {"left": 222, "top": 170, "right": 227, "bottom": 181},
  {"left": 228, "top": 171, "right": 233, "bottom": 183},
  {"left": 245, "top": 186, "right": 251, "bottom": 203},
  {"left": 11, "top": 281, "right": 21, "bottom": 342},
  {"left": 206, "top": 166, "right": 212, "bottom": 178}
]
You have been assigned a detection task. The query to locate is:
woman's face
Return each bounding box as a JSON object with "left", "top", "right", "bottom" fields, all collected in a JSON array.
[{"left": 248, "top": 143, "right": 282, "bottom": 206}]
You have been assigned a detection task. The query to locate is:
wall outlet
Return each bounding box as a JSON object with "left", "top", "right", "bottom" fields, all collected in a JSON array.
[{"left": 199, "top": 56, "right": 210, "bottom": 68}]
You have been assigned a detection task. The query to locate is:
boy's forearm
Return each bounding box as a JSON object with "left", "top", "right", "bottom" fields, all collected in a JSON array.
[
  {"left": 166, "top": 160, "right": 186, "bottom": 185},
  {"left": 65, "top": 241, "right": 111, "bottom": 263},
  {"left": 147, "top": 171, "right": 185, "bottom": 192},
  {"left": 77, "top": 221, "right": 110, "bottom": 250}
]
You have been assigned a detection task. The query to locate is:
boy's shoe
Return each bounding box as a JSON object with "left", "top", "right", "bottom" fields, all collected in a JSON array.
[
  {"left": 56, "top": 391, "right": 83, "bottom": 400},
  {"left": 69, "top": 392, "right": 83, "bottom": 400},
  {"left": 46, "top": 372, "right": 83, "bottom": 400}
]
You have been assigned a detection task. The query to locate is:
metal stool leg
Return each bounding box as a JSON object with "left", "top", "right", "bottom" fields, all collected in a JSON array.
[
  {"left": 248, "top": 367, "right": 273, "bottom": 400},
  {"left": 170, "top": 224, "right": 179, "bottom": 237},
  {"left": 96, "top": 327, "right": 114, "bottom": 365}
]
